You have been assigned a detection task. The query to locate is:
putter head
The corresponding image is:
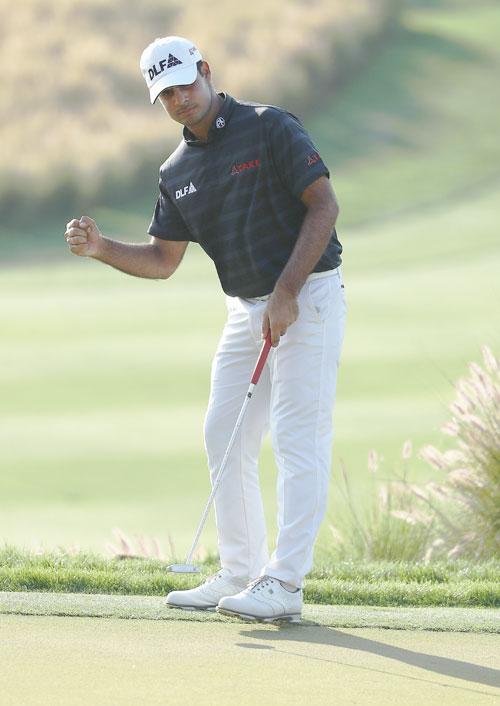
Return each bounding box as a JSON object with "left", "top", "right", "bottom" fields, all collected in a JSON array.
[{"left": 167, "top": 564, "right": 201, "bottom": 574}]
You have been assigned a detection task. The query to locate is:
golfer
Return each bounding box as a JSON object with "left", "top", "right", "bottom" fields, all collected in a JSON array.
[{"left": 64, "top": 36, "right": 347, "bottom": 623}]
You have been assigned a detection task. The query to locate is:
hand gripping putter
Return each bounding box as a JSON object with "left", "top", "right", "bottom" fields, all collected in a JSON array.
[{"left": 167, "top": 331, "right": 273, "bottom": 573}]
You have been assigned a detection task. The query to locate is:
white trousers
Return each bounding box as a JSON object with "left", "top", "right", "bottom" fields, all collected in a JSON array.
[{"left": 203, "top": 267, "right": 347, "bottom": 588}]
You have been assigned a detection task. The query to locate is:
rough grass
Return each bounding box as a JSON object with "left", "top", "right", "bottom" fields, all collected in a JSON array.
[
  {"left": 1, "top": 546, "right": 498, "bottom": 607},
  {"left": 0, "top": 0, "right": 399, "bottom": 216}
]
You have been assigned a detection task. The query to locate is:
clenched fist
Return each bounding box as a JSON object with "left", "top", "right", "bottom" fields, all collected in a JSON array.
[{"left": 64, "top": 216, "right": 102, "bottom": 257}]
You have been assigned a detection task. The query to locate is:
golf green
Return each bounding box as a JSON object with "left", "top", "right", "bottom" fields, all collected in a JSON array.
[{"left": 2, "top": 613, "right": 499, "bottom": 705}]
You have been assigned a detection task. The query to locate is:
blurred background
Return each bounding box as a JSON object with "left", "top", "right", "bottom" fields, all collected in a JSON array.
[{"left": 0, "top": 0, "right": 498, "bottom": 560}]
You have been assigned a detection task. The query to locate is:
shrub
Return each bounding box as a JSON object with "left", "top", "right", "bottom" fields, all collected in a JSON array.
[
  {"left": 327, "top": 345, "right": 499, "bottom": 562},
  {"left": 417, "top": 345, "right": 500, "bottom": 560}
]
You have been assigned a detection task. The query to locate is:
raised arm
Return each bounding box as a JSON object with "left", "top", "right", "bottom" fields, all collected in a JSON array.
[{"left": 64, "top": 216, "right": 189, "bottom": 279}]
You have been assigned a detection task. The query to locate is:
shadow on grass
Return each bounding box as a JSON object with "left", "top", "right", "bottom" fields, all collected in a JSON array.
[{"left": 237, "top": 625, "right": 500, "bottom": 694}]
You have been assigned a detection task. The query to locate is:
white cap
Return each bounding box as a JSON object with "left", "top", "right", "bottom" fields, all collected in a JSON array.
[{"left": 140, "top": 36, "right": 203, "bottom": 104}]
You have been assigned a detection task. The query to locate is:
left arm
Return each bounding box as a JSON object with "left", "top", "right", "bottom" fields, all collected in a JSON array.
[{"left": 261, "top": 176, "right": 339, "bottom": 346}]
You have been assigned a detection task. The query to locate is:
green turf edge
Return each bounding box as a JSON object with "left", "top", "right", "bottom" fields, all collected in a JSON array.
[{"left": 1, "top": 592, "right": 498, "bottom": 633}]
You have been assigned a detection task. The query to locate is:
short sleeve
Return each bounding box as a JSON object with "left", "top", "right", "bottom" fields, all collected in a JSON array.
[
  {"left": 267, "top": 110, "right": 330, "bottom": 199},
  {"left": 147, "top": 181, "right": 194, "bottom": 242}
]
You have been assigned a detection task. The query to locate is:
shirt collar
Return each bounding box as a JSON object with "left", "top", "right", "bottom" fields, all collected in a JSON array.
[{"left": 183, "top": 92, "right": 236, "bottom": 146}]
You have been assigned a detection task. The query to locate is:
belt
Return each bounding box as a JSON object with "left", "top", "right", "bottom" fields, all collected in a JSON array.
[{"left": 243, "top": 267, "right": 340, "bottom": 303}]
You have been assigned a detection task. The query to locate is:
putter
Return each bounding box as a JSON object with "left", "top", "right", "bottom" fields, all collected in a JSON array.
[{"left": 167, "top": 330, "right": 273, "bottom": 573}]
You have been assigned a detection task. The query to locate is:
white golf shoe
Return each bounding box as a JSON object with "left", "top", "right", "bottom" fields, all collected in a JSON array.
[
  {"left": 165, "top": 570, "right": 250, "bottom": 611},
  {"left": 217, "top": 575, "right": 303, "bottom": 623}
]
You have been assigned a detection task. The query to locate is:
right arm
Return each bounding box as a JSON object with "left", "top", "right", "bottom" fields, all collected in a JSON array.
[{"left": 64, "top": 216, "right": 188, "bottom": 279}]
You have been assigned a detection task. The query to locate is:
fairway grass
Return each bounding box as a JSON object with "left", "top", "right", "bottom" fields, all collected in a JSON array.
[
  {"left": 1, "top": 183, "right": 498, "bottom": 556},
  {"left": 311, "top": 1, "right": 500, "bottom": 226},
  {"left": 1, "top": 0, "right": 499, "bottom": 559}
]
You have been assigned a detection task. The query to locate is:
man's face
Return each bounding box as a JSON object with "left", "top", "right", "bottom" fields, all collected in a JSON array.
[{"left": 157, "top": 63, "right": 213, "bottom": 129}]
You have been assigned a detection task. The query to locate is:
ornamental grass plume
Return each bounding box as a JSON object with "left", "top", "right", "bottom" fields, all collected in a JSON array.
[
  {"left": 105, "top": 527, "right": 162, "bottom": 560},
  {"left": 417, "top": 345, "right": 500, "bottom": 560},
  {"left": 329, "top": 440, "right": 434, "bottom": 561},
  {"left": 105, "top": 527, "right": 211, "bottom": 564},
  {"left": 327, "top": 346, "right": 499, "bottom": 562}
]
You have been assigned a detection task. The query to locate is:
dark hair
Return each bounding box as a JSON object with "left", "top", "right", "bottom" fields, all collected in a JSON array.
[{"left": 196, "top": 60, "right": 204, "bottom": 75}]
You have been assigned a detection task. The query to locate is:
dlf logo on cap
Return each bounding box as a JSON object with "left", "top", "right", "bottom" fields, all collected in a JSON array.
[{"left": 140, "top": 36, "right": 203, "bottom": 104}]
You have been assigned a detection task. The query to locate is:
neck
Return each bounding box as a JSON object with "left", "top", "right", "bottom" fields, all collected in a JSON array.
[{"left": 188, "top": 91, "right": 224, "bottom": 142}]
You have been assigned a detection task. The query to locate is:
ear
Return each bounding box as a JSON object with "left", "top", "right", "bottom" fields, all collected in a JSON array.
[{"left": 200, "top": 60, "right": 211, "bottom": 79}]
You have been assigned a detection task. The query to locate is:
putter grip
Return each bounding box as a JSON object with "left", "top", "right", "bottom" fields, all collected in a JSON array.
[{"left": 251, "top": 331, "right": 272, "bottom": 385}]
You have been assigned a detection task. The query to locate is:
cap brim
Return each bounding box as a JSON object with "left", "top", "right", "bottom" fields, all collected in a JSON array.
[{"left": 150, "top": 63, "right": 198, "bottom": 104}]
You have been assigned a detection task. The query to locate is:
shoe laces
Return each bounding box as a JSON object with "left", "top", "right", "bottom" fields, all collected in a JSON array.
[
  {"left": 247, "top": 575, "right": 275, "bottom": 593},
  {"left": 205, "top": 570, "right": 225, "bottom": 584}
]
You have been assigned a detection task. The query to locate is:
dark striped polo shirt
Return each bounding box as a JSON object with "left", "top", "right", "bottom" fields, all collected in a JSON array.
[{"left": 148, "top": 93, "right": 343, "bottom": 297}]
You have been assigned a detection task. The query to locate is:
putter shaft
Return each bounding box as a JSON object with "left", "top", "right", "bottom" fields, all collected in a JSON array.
[{"left": 182, "top": 332, "right": 272, "bottom": 569}]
